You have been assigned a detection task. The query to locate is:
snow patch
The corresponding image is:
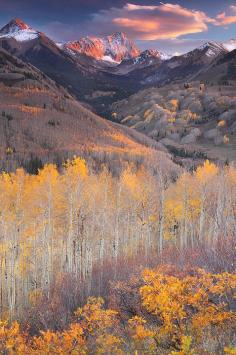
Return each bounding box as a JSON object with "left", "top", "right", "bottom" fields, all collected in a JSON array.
[
  {"left": 0, "top": 29, "right": 39, "bottom": 41},
  {"left": 102, "top": 55, "right": 120, "bottom": 63},
  {"left": 56, "top": 42, "right": 64, "bottom": 48},
  {"left": 205, "top": 48, "right": 216, "bottom": 57}
]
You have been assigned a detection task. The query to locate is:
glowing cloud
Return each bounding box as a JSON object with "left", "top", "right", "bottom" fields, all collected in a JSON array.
[
  {"left": 39, "top": 2, "right": 236, "bottom": 47},
  {"left": 86, "top": 3, "right": 214, "bottom": 40},
  {"left": 215, "top": 6, "right": 236, "bottom": 27}
]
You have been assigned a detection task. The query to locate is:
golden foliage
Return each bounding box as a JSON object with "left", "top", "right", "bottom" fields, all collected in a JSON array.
[
  {"left": 218, "top": 120, "right": 226, "bottom": 127},
  {"left": 140, "top": 269, "right": 236, "bottom": 349},
  {"left": 0, "top": 268, "right": 236, "bottom": 353},
  {"left": 196, "top": 160, "right": 218, "bottom": 184}
]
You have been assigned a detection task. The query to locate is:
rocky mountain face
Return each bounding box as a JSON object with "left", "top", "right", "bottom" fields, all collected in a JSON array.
[
  {"left": 189, "top": 41, "right": 228, "bottom": 60},
  {"left": 138, "top": 41, "right": 228, "bottom": 86},
  {"left": 63, "top": 32, "right": 140, "bottom": 62},
  {"left": 196, "top": 48, "right": 236, "bottom": 83},
  {"left": 132, "top": 49, "right": 171, "bottom": 63},
  {"left": 111, "top": 49, "right": 171, "bottom": 75}
]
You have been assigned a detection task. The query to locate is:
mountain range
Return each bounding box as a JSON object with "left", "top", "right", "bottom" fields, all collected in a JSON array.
[
  {"left": 1, "top": 18, "right": 236, "bottom": 117},
  {"left": 0, "top": 18, "right": 236, "bottom": 167}
]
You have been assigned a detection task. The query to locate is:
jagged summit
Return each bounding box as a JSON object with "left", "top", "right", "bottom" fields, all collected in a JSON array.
[
  {"left": 5, "top": 18, "right": 30, "bottom": 31},
  {"left": 198, "top": 41, "right": 226, "bottom": 51},
  {"left": 112, "top": 48, "right": 170, "bottom": 75},
  {"left": 138, "top": 49, "right": 171, "bottom": 61},
  {"left": 182, "top": 41, "right": 228, "bottom": 59},
  {"left": 0, "top": 18, "right": 39, "bottom": 41},
  {"left": 63, "top": 32, "right": 140, "bottom": 62},
  {"left": 119, "top": 49, "right": 170, "bottom": 69},
  {"left": 197, "top": 41, "right": 228, "bottom": 58},
  {"left": 108, "top": 31, "right": 127, "bottom": 39}
]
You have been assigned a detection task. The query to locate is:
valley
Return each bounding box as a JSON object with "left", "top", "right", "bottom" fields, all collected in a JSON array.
[{"left": 0, "top": 47, "right": 172, "bottom": 174}]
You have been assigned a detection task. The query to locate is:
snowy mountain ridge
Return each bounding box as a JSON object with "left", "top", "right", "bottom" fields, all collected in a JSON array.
[
  {"left": 181, "top": 41, "right": 228, "bottom": 59},
  {"left": 1, "top": 18, "right": 236, "bottom": 68}
]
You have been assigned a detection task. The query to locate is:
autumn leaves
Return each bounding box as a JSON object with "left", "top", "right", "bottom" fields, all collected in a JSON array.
[{"left": 1, "top": 269, "right": 236, "bottom": 353}]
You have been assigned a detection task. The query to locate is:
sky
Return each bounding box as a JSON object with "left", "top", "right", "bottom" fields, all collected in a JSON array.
[{"left": 0, "top": 0, "right": 236, "bottom": 54}]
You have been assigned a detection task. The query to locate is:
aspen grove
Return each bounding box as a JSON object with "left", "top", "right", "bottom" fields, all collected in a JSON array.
[{"left": 0, "top": 157, "right": 235, "bottom": 326}]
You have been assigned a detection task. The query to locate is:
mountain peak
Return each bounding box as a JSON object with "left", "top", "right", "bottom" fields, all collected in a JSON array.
[
  {"left": 198, "top": 41, "right": 228, "bottom": 57},
  {"left": 109, "top": 32, "right": 127, "bottom": 39},
  {"left": 0, "top": 18, "right": 30, "bottom": 34},
  {"left": 0, "top": 18, "right": 39, "bottom": 42},
  {"left": 181, "top": 41, "right": 228, "bottom": 60},
  {"left": 140, "top": 49, "right": 171, "bottom": 60},
  {"left": 118, "top": 49, "right": 170, "bottom": 70},
  {"left": 64, "top": 32, "right": 140, "bottom": 62},
  {"left": 199, "top": 41, "right": 224, "bottom": 50},
  {"left": 8, "top": 18, "right": 30, "bottom": 30}
]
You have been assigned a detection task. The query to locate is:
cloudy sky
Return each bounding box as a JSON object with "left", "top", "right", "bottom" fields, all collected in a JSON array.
[{"left": 0, "top": 0, "right": 236, "bottom": 54}]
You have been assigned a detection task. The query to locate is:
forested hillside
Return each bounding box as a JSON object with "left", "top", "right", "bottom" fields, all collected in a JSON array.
[
  {"left": 112, "top": 82, "right": 236, "bottom": 166},
  {"left": 0, "top": 47, "right": 174, "bottom": 173}
]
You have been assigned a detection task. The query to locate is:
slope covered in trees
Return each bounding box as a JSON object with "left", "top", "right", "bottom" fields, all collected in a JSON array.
[
  {"left": 112, "top": 82, "right": 236, "bottom": 166},
  {"left": 0, "top": 47, "right": 173, "bottom": 173}
]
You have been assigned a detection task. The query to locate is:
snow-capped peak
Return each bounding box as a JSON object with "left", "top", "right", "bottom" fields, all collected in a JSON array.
[
  {"left": 182, "top": 41, "right": 227, "bottom": 59},
  {"left": 0, "top": 18, "right": 39, "bottom": 42},
  {"left": 199, "top": 41, "right": 225, "bottom": 51},
  {"left": 199, "top": 41, "right": 227, "bottom": 57},
  {"left": 63, "top": 32, "right": 140, "bottom": 62},
  {"left": 198, "top": 41, "right": 217, "bottom": 49}
]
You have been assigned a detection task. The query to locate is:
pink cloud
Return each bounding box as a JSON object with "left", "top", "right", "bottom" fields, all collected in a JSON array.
[
  {"left": 85, "top": 3, "right": 214, "bottom": 40},
  {"left": 215, "top": 5, "right": 236, "bottom": 27},
  {"left": 41, "top": 3, "right": 236, "bottom": 44}
]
